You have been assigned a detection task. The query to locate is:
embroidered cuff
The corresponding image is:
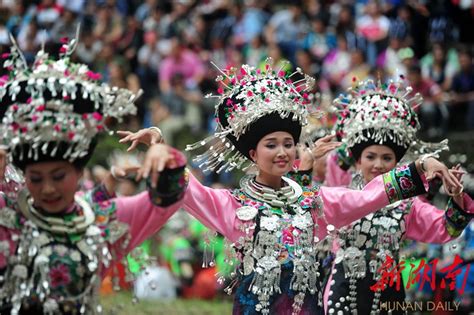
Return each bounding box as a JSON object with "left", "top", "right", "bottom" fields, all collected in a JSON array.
[
  {"left": 445, "top": 198, "right": 474, "bottom": 237},
  {"left": 89, "top": 184, "right": 116, "bottom": 203},
  {"left": 336, "top": 143, "right": 355, "bottom": 171},
  {"left": 147, "top": 166, "right": 189, "bottom": 207},
  {"left": 286, "top": 169, "right": 313, "bottom": 187},
  {"left": 383, "top": 163, "right": 426, "bottom": 203}
]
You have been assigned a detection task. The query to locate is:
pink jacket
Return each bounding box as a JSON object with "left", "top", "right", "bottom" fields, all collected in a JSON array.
[{"left": 182, "top": 167, "right": 427, "bottom": 243}]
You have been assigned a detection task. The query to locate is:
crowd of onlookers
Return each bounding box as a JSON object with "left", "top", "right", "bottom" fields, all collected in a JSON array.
[{"left": 1, "top": 0, "right": 473, "bottom": 146}]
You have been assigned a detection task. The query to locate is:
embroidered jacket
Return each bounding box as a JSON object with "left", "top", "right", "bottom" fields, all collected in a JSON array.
[
  {"left": 0, "top": 154, "right": 188, "bottom": 314},
  {"left": 181, "top": 163, "right": 428, "bottom": 314},
  {"left": 323, "top": 154, "right": 474, "bottom": 315}
]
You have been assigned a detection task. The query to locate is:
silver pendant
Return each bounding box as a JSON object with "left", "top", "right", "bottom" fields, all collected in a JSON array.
[{"left": 236, "top": 206, "right": 258, "bottom": 221}]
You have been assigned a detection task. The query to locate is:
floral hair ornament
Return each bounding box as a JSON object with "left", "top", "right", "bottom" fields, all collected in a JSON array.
[
  {"left": 0, "top": 27, "right": 140, "bottom": 166},
  {"left": 334, "top": 76, "right": 425, "bottom": 162},
  {"left": 186, "top": 58, "right": 318, "bottom": 173}
]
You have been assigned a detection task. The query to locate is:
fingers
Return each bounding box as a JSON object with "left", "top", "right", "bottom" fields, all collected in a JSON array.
[
  {"left": 116, "top": 130, "right": 132, "bottom": 137},
  {"left": 437, "top": 169, "right": 463, "bottom": 195},
  {"left": 315, "top": 134, "right": 336, "bottom": 144},
  {"left": 127, "top": 140, "right": 140, "bottom": 152}
]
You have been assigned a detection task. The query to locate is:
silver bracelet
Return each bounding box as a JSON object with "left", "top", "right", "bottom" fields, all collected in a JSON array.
[
  {"left": 419, "top": 154, "right": 436, "bottom": 173},
  {"left": 147, "top": 127, "right": 164, "bottom": 143}
]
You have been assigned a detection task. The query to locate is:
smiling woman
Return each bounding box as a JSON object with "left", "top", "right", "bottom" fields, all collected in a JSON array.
[
  {"left": 119, "top": 60, "right": 461, "bottom": 315},
  {"left": 24, "top": 161, "right": 82, "bottom": 214},
  {"left": 0, "top": 34, "right": 188, "bottom": 314},
  {"left": 323, "top": 78, "right": 473, "bottom": 315}
]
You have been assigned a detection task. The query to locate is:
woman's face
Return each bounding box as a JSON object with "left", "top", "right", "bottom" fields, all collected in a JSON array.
[
  {"left": 25, "top": 161, "right": 82, "bottom": 214},
  {"left": 356, "top": 145, "right": 397, "bottom": 182},
  {"left": 249, "top": 131, "right": 296, "bottom": 179}
]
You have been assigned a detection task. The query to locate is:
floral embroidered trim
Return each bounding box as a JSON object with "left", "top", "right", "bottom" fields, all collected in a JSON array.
[
  {"left": 147, "top": 166, "right": 189, "bottom": 207},
  {"left": 286, "top": 170, "right": 313, "bottom": 187},
  {"left": 86, "top": 184, "right": 116, "bottom": 204},
  {"left": 382, "top": 163, "right": 425, "bottom": 203},
  {"left": 445, "top": 198, "right": 474, "bottom": 237}
]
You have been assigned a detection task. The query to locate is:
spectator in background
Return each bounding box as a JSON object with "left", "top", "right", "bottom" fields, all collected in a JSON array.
[
  {"left": 323, "top": 34, "right": 351, "bottom": 94},
  {"left": 160, "top": 73, "right": 203, "bottom": 144},
  {"left": 16, "top": 20, "right": 48, "bottom": 63},
  {"left": 137, "top": 31, "right": 164, "bottom": 99},
  {"left": 116, "top": 16, "right": 143, "bottom": 70},
  {"left": 407, "top": 64, "right": 448, "bottom": 138},
  {"left": 265, "top": 2, "right": 308, "bottom": 65},
  {"left": 356, "top": 1, "right": 390, "bottom": 67},
  {"left": 35, "top": 0, "right": 62, "bottom": 30},
  {"left": 450, "top": 48, "right": 474, "bottom": 131},
  {"left": 166, "top": 0, "right": 192, "bottom": 38},
  {"left": 92, "top": 3, "right": 123, "bottom": 46},
  {"left": 341, "top": 48, "right": 371, "bottom": 89},
  {"left": 159, "top": 37, "right": 204, "bottom": 94},
  {"left": 376, "top": 35, "right": 407, "bottom": 79},
  {"left": 243, "top": 34, "right": 267, "bottom": 66},
  {"left": 421, "top": 42, "right": 459, "bottom": 92},
  {"left": 142, "top": 4, "right": 170, "bottom": 36},
  {"left": 135, "top": 0, "right": 158, "bottom": 24},
  {"left": 0, "top": 8, "right": 9, "bottom": 46},
  {"left": 334, "top": 4, "right": 363, "bottom": 52},
  {"left": 4, "top": 2, "right": 30, "bottom": 37},
  {"left": 302, "top": 14, "right": 336, "bottom": 65},
  {"left": 50, "top": 8, "right": 79, "bottom": 43},
  {"left": 76, "top": 31, "right": 103, "bottom": 66}
]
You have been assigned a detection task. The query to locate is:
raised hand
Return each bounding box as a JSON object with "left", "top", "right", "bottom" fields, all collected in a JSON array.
[
  {"left": 297, "top": 135, "right": 341, "bottom": 171},
  {"left": 312, "top": 134, "right": 342, "bottom": 159},
  {"left": 103, "top": 165, "right": 141, "bottom": 195},
  {"left": 117, "top": 127, "right": 164, "bottom": 152},
  {"left": 136, "top": 144, "right": 181, "bottom": 188},
  {"left": 449, "top": 164, "right": 465, "bottom": 208},
  {"left": 418, "top": 157, "right": 463, "bottom": 197}
]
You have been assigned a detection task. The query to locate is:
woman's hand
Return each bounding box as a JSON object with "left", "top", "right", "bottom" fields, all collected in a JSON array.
[
  {"left": 136, "top": 144, "right": 179, "bottom": 188},
  {"left": 449, "top": 164, "right": 465, "bottom": 208},
  {"left": 417, "top": 157, "right": 463, "bottom": 196},
  {"left": 312, "top": 135, "right": 341, "bottom": 159},
  {"left": 104, "top": 165, "right": 141, "bottom": 195},
  {"left": 298, "top": 135, "right": 341, "bottom": 171},
  {"left": 117, "top": 127, "right": 164, "bottom": 152}
]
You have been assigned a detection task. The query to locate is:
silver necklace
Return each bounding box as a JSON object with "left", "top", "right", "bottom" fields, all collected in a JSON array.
[
  {"left": 240, "top": 175, "right": 302, "bottom": 208},
  {"left": 17, "top": 189, "right": 95, "bottom": 235}
]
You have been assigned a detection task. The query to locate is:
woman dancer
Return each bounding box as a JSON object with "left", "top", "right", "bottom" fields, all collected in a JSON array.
[
  {"left": 321, "top": 78, "right": 473, "bottom": 315},
  {"left": 121, "top": 60, "right": 461, "bottom": 315},
  {"left": 0, "top": 38, "right": 187, "bottom": 314}
]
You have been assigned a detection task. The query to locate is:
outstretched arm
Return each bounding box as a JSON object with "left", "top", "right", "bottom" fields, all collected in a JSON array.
[
  {"left": 319, "top": 158, "right": 462, "bottom": 231},
  {"left": 112, "top": 144, "right": 188, "bottom": 257},
  {"left": 405, "top": 194, "right": 474, "bottom": 243}
]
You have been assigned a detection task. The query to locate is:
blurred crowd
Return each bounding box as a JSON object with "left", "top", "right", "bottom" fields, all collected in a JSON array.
[
  {"left": 1, "top": 0, "right": 473, "bottom": 311},
  {"left": 1, "top": 0, "right": 473, "bottom": 146}
]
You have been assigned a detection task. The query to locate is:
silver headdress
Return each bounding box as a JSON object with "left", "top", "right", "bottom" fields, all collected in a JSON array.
[
  {"left": 0, "top": 31, "right": 139, "bottom": 165},
  {"left": 186, "top": 58, "right": 316, "bottom": 173},
  {"left": 334, "top": 77, "right": 422, "bottom": 152}
]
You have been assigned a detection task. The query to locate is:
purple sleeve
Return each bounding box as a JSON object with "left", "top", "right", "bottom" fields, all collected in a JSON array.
[{"left": 182, "top": 173, "right": 243, "bottom": 242}]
